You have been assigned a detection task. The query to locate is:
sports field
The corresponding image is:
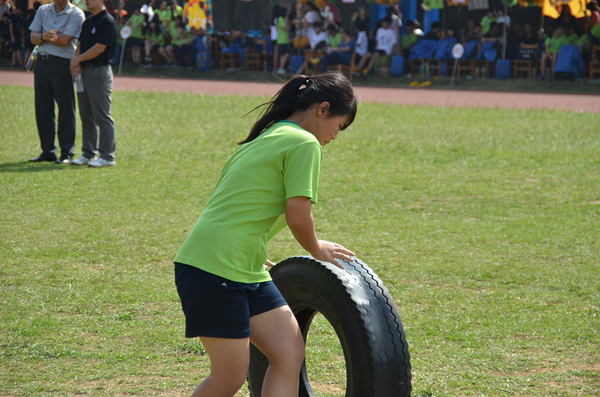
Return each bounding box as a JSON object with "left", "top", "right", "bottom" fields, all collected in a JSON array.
[{"left": 1, "top": 83, "right": 599, "bottom": 396}]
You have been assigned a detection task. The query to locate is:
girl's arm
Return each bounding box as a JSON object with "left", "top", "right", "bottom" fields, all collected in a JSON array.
[{"left": 286, "top": 196, "right": 354, "bottom": 269}]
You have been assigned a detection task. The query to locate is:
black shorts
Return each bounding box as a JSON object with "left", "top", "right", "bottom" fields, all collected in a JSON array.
[
  {"left": 174, "top": 263, "right": 287, "bottom": 339},
  {"left": 279, "top": 44, "right": 290, "bottom": 55},
  {"left": 128, "top": 37, "right": 143, "bottom": 47},
  {"left": 374, "top": 49, "right": 387, "bottom": 57}
]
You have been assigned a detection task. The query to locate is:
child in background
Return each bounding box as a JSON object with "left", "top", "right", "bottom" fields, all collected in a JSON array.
[
  {"left": 174, "top": 72, "right": 357, "bottom": 397},
  {"left": 276, "top": 6, "right": 291, "bottom": 74},
  {"left": 127, "top": 6, "right": 145, "bottom": 67},
  {"left": 326, "top": 25, "right": 342, "bottom": 49},
  {"left": 480, "top": 9, "right": 496, "bottom": 36},
  {"left": 400, "top": 20, "right": 418, "bottom": 58},
  {"left": 169, "top": 24, "right": 196, "bottom": 67},
  {"left": 144, "top": 17, "right": 176, "bottom": 67},
  {"left": 540, "top": 26, "right": 563, "bottom": 79}
]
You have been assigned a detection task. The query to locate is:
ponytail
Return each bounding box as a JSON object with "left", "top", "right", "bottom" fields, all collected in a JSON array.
[{"left": 239, "top": 72, "right": 357, "bottom": 145}]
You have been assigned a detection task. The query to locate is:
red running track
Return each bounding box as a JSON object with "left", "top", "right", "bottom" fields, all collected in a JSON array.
[{"left": 2, "top": 70, "right": 599, "bottom": 113}]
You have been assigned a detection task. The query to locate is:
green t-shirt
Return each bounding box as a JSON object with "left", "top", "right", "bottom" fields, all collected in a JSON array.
[
  {"left": 154, "top": 8, "right": 171, "bottom": 25},
  {"left": 578, "top": 34, "right": 591, "bottom": 53},
  {"left": 560, "top": 33, "right": 578, "bottom": 45},
  {"left": 148, "top": 31, "right": 165, "bottom": 47},
  {"left": 276, "top": 16, "right": 289, "bottom": 45},
  {"left": 174, "top": 121, "right": 323, "bottom": 283},
  {"left": 480, "top": 16, "right": 495, "bottom": 35},
  {"left": 129, "top": 13, "right": 146, "bottom": 39},
  {"left": 172, "top": 30, "right": 191, "bottom": 46},
  {"left": 329, "top": 33, "right": 343, "bottom": 48},
  {"left": 401, "top": 33, "right": 418, "bottom": 48},
  {"left": 590, "top": 22, "right": 600, "bottom": 40},
  {"left": 545, "top": 36, "right": 562, "bottom": 54}
]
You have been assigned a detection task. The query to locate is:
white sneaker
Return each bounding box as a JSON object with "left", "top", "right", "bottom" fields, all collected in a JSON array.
[
  {"left": 88, "top": 158, "right": 115, "bottom": 168},
  {"left": 71, "top": 156, "right": 94, "bottom": 166}
]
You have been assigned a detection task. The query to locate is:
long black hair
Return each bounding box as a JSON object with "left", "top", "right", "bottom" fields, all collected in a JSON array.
[{"left": 239, "top": 72, "right": 358, "bottom": 145}]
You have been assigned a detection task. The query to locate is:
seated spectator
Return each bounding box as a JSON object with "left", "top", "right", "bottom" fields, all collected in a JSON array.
[
  {"left": 578, "top": 31, "right": 593, "bottom": 61},
  {"left": 462, "top": 18, "right": 481, "bottom": 42},
  {"left": 294, "top": 22, "right": 328, "bottom": 74},
  {"left": 220, "top": 29, "right": 246, "bottom": 70},
  {"left": 308, "top": 21, "right": 328, "bottom": 50},
  {"left": 144, "top": 17, "right": 176, "bottom": 67},
  {"left": 513, "top": 21, "right": 525, "bottom": 42},
  {"left": 326, "top": 25, "right": 342, "bottom": 48},
  {"left": 561, "top": 23, "right": 579, "bottom": 45},
  {"left": 168, "top": 23, "right": 197, "bottom": 68},
  {"left": 496, "top": 9, "right": 511, "bottom": 28},
  {"left": 591, "top": 12, "right": 600, "bottom": 45},
  {"left": 480, "top": 9, "right": 496, "bottom": 36},
  {"left": 521, "top": 22, "right": 540, "bottom": 45},
  {"left": 540, "top": 26, "right": 563, "bottom": 79},
  {"left": 481, "top": 22, "right": 502, "bottom": 44},
  {"left": 319, "top": 28, "right": 356, "bottom": 71},
  {"left": 400, "top": 20, "right": 418, "bottom": 58},
  {"left": 423, "top": 21, "right": 442, "bottom": 41},
  {"left": 361, "top": 16, "right": 397, "bottom": 75}
]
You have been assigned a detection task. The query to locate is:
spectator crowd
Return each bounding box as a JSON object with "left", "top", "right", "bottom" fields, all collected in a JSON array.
[{"left": 1, "top": 0, "right": 599, "bottom": 79}]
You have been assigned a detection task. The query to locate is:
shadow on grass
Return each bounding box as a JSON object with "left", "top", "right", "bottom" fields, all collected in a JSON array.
[{"left": 0, "top": 161, "right": 71, "bottom": 173}]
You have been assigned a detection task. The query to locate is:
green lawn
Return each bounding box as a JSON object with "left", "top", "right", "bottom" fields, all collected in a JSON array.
[{"left": 0, "top": 85, "right": 599, "bottom": 396}]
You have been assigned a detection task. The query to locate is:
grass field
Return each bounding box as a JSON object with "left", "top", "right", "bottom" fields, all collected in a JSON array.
[{"left": 1, "top": 84, "right": 599, "bottom": 397}]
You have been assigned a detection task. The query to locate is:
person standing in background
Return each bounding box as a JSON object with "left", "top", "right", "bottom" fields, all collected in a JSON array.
[
  {"left": 28, "top": 0, "right": 84, "bottom": 164},
  {"left": 70, "top": 0, "right": 117, "bottom": 167}
]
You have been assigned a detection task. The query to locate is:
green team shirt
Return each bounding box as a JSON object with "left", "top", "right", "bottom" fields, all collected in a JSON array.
[
  {"left": 480, "top": 16, "right": 495, "bottom": 35},
  {"left": 174, "top": 121, "right": 323, "bottom": 283},
  {"left": 276, "top": 16, "right": 289, "bottom": 45},
  {"left": 129, "top": 13, "right": 145, "bottom": 39},
  {"left": 401, "top": 33, "right": 418, "bottom": 48},
  {"left": 148, "top": 31, "right": 165, "bottom": 47},
  {"left": 329, "top": 33, "right": 343, "bottom": 48},
  {"left": 561, "top": 33, "right": 578, "bottom": 45},
  {"left": 591, "top": 22, "right": 600, "bottom": 40},
  {"left": 154, "top": 8, "right": 171, "bottom": 25},
  {"left": 545, "top": 36, "right": 562, "bottom": 54}
]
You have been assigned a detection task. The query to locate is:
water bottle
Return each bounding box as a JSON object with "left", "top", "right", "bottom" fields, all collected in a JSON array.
[
  {"left": 263, "top": 60, "right": 267, "bottom": 72},
  {"left": 425, "top": 64, "right": 429, "bottom": 77},
  {"left": 481, "top": 67, "right": 486, "bottom": 79},
  {"left": 74, "top": 74, "right": 84, "bottom": 93},
  {"left": 26, "top": 46, "right": 39, "bottom": 73},
  {"left": 532, "top": 68, "right": 536, "bottom": 79},
  {"left": 420, "top": 64, "right": 425, "bottom": 76},
  {"left": 475, "top": 67, "right": 480, "bottom": 79}
]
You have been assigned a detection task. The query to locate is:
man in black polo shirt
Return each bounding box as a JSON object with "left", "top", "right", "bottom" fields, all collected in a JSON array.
[{"left": 70, "top": 0, "right": 117, "bottom": 167}]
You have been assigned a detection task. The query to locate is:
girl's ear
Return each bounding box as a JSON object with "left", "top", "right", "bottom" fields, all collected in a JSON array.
[{"left": 318, "top": 102, "right": 331, "bottom": 116}]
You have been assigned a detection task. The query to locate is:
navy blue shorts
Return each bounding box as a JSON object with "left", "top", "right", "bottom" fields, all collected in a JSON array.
[{"left": 174, "top": 262, "right": 287, "bottom": 339}]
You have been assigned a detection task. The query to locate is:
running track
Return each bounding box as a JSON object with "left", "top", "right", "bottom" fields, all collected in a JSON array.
[{"left": 1, "top": 70, "right": 599, "bottom": 113}]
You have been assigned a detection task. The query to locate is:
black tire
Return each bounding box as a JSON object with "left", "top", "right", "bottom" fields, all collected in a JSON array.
[{"left": 247, "top": 256, "right": 412, "bottom": 397}]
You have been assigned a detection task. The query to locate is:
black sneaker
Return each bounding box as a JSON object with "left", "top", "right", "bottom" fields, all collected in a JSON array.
[
  {"left": 55, "top": 154, "right": 73, "bottom": 164},
  {"left": 29, "top": 152, "right": 58, "bottom": 162}
]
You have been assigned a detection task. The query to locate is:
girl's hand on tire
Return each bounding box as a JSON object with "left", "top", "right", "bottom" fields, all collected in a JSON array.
[
  {"left": 313, "top": 240, "right": 355, "bottom": 269},
  {"left": 264, "top": 259, "right": 276, "bottom": 270}
]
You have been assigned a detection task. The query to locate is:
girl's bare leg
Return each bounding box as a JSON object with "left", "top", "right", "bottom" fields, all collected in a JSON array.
[
  {"left": 191, "top": 337, "right": 250, "bottom": 397},
  {"left": 249, "top": 305, "right": 305, "bottom": 397}
]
